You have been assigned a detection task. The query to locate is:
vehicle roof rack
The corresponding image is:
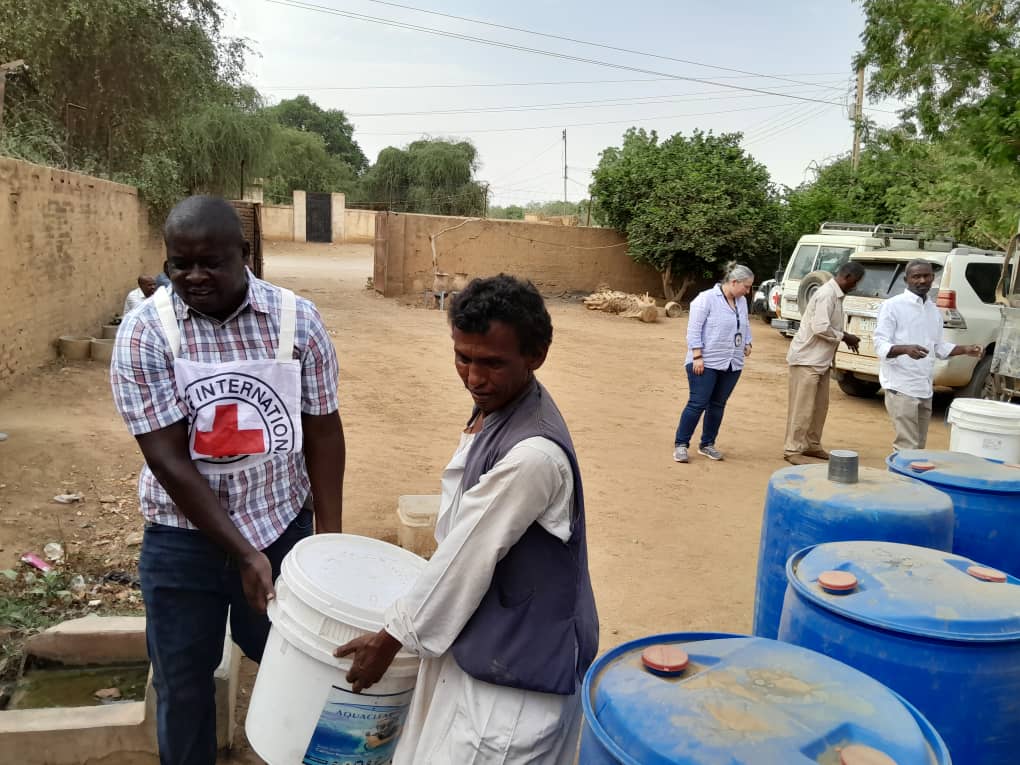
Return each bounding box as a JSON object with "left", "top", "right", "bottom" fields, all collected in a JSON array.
[{"left": 818, "top": 221, "right": 956, "bottom": 246}]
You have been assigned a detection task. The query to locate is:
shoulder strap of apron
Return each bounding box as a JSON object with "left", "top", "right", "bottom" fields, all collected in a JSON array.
[
  {"left": 277, "top": 288, "right": 297, "bottom": 362},
  {"left": 153, "top": 287, "right": 181, "bottom": 359}
]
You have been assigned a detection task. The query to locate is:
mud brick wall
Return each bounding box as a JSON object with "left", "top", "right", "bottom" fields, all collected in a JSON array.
[
  {"left": 0, "top": 157, "right": 164, "bottom": 392},
  {"left": 372, "top": 211, "right": 661, "bottom": 298}
]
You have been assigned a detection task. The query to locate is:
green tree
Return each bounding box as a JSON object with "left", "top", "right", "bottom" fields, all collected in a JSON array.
[
  {"left": 267, "top": 94, "right": 367, "bottom": 173},
  {"left": 264, "top": 128, "right": 358, "bottom": 203},
  {"left": 591, "top": 128, "right": 781, "bottom": 300},
  {"left": 781, "top": 128, "right": 1020, "bottom": 251},
  {"left": 0, "top": 0, "right": 271, "bottom": 215},
  {"left": 357, "top": 138, "right": 486, "bottom": 216},
  {"left": 856, "top": 0, "right": 1020, "bottom": 167},
  {"left": 488, "top": 204, "right": 525, "bottom": 220}
]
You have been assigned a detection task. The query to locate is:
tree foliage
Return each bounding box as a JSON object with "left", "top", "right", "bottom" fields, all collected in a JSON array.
[
  {"left": 267, "top": 95, "right": 367, "bottom": 173},
  {"left": 591, "top": 128, "right": 781, "bottom": 299},
  {"left": 856, "top": 0, "right": 1020, "bottom": 168},
  {"left": 264, "top": 128, "right": 358, "bottom": 204},
  {"left": 356, "top": 138, "right": 486, "bottom": 216},
  {"left": 0, "top": 0, "right": 267, "bottom": 214},
  {"left": 782, "top": 128, "right": 1020, "bottom": 251}
]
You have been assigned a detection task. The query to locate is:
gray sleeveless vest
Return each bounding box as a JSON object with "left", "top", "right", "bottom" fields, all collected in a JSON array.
[{"left": 451, "top": 378, "right": 599, "bottom": 694}]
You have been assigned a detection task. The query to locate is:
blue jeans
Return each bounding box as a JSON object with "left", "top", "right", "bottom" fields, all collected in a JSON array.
[
  {"left": 139, "top": 508, "right": 313, "bottom": 765},
  {"left": 674, "top": 363, "right": 742, "bottom": 448}
]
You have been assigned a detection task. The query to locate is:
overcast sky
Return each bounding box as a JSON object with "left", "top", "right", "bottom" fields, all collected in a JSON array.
[{"left": 218, "top": 0, "right": 900, "bottom": 207}]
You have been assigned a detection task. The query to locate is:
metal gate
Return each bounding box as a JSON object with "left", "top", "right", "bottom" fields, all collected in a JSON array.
[{"left": 306, "top": 193, "right": 332, "bottom": 243}]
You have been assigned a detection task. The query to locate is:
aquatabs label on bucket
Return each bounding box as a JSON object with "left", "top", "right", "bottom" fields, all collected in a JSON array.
[{"left": 302, "top": 685, "right": 414, "bottom": 765}]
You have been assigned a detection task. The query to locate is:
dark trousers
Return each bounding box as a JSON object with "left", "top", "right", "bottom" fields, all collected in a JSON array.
[
  {"left": 674, "top": 363, "right": 742, "bottom": 448},
  {"left": 139, "top": 509, "right": 313, "bottom": 765}
]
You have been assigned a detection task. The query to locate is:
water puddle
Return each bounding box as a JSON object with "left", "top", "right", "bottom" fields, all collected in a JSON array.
[{"left": 6, "top": 662, "right": 150, "bottom": 709}]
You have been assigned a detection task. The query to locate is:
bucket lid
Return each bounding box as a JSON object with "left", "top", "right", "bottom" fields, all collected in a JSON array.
[
  {"left": 948, "top": 398, "right": 1020, "bottom": 433},
  {"left": 788, "top": 541, "right": 1020, "bottom": 641},
  {"left": 584, "top": 635, "right": 939, "bottom": 765},
  {"left": 887, "top": 450, "right": 1020, "bottom": 493},
  {"left": 280, "top": 533, "right": 426, "bottom": 632}
]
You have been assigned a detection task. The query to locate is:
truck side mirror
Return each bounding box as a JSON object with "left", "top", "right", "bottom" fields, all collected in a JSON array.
[{"left": 775, "top": 270, "right": 784, "bottom": 282}]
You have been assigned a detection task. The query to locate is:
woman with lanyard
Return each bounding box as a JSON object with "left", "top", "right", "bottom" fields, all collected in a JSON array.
[{"left": 673, "top": 262, "right": 754, "bottom": 463}]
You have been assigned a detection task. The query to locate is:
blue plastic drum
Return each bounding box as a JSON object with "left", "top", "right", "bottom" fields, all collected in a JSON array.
[
  {"left": 888, "top": 449, "right": 1020, "bottom": 577},
  {"left": 580, "top": 632, "right": 949, "bottom": 765},
  {"left": 753, "top": 464, "right": 954, "bottom": 639},
  {"left": 780, "top": 540, "right": 1020, "bottom": 765}
]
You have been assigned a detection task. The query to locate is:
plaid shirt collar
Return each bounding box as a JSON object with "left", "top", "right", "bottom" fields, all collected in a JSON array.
[{"left": 168, "top": 269, "right": 271, "bottom": 323}]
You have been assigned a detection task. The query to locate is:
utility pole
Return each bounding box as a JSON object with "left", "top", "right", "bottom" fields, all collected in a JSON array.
[
  {"left": 0, "top": 60, "right": 27, "bottom": 136},
  {"left": 562, "top": 129, "right": 568, "bottom": 206},
  {"left": 851, "top": 64, "right": 865, "bottom": 173}
]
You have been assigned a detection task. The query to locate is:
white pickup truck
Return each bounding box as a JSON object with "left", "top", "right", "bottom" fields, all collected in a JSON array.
[{"left": 772, "top": 222, "right": 954, "bottom": 337}]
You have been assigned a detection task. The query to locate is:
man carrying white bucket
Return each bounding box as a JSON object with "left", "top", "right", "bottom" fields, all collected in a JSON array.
[
  {"left": 111, "top": 195, "right": 345, "bottom": 765},
  {"left": 874, "top": 258, "right": 983, "bottom": 450},
  {"left": 336, "top": 274, "right": 599, "bottom": 763}
]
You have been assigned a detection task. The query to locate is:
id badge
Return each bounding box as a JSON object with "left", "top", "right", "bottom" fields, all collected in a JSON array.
[{"left": 734, "top": 332, "right": 743, "bottom": 347}]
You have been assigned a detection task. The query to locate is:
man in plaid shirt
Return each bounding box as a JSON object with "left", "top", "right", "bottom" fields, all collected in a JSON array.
[{"left": 111, "top": 195, "right": 345, "bottom": 765}]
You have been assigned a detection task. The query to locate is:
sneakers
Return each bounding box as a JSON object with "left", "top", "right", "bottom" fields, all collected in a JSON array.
[
  {"left": 674, "top": 444, "right": 725, "bottom": 461},
  {"left": 698, "top": 444, "right": 724, "bottom": 461}
]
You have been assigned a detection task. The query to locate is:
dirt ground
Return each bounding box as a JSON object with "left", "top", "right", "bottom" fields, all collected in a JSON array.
[{"left": 0, "top": 241, "right": 952, "bottom": 760}]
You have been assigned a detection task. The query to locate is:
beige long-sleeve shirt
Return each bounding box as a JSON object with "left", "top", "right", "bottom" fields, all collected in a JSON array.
[{"left": 787, "top": 279, "right": 846, "bottom": 372}]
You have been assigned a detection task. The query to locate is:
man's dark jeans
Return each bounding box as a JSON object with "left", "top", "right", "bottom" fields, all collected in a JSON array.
[
  {"left": 674, "top": 363, "right": 742, "bottom": 448},
  {"left": 139, "top": 509, "right": 312, "bottom": 765}
]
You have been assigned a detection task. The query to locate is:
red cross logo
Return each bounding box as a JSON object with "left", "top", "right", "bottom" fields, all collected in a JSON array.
[{"left": 194, "top": 404, "right": 266, "bottom": 457}]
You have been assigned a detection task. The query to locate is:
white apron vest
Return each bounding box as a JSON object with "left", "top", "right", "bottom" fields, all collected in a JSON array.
[{"left": 153, "top": 286, "right": 303, "bottom": 475}]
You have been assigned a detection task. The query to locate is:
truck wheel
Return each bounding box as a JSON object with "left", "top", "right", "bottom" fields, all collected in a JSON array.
[
  {"left": 956, "top": 354, "right": 994, "bottom": 400},
  {"left": 836, "top": 373, "right": 881, "bottom": 398},
  {"left": 797, "top": 271, "right": 833, "bottom": 314}
]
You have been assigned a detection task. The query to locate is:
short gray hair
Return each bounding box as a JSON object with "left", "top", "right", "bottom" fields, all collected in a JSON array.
[{"left": 724, "top": 262, "right": 754, "bottom": 284}]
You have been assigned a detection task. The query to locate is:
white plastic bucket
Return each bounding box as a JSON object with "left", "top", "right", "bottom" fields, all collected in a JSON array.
[
  {"left": 947, "top": 398, "right": 1020, "bottom": 464},
  {"left": 246, "top": 533, "right": 426, "bottom": 765}
]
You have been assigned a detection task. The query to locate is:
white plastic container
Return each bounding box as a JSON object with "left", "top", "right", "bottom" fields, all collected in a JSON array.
[
  {"left": 947, "top": 397, "right": 1020, "bottom": 464},
  {"left": 396, "top": 495, "right": 440, "bottom": 559},
  {"left": 246, "top": 533, "right": 426, "bottom": 765}
]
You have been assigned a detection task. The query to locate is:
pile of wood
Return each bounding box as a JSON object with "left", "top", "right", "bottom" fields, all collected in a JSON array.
[{"left": 584, "top": 286, "right": 659, "bottom": 323}]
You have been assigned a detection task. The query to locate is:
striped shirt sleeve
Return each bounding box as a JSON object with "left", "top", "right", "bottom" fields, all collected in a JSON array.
[
  {"left": 299, "top": 300, "right": 340, "bottom": 415},
  {"left": 110, "top": 308, "right": 188, "bottom": 436},
  {"left": 686, "top": 292, "right": 709, "bottom": 351}
]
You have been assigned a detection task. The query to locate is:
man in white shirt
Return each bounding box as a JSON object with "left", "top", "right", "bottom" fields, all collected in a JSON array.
[
  {"left": 783, "top": 262, "right": 864, "bottom": 465},
  {"left": 122, "top": 274, "right": 157, "bottom": 316},
  {"left": 874, "top": 259, "right": 983, "bottom": 450},
  {"left": 334, "top": 275, "right": 598, "bottom": 764}
]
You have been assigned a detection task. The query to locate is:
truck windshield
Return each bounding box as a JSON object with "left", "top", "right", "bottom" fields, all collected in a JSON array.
[
  {"left": 788, "top": 245, "right": 818, "bottom": 279},
  {"left": 850, "top": 261, "right": 944, "bottom": 299}
]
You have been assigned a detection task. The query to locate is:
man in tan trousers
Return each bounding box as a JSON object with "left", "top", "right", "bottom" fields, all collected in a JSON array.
[{"left": 783, "top": 262, "right": 864, "bottom": 465}]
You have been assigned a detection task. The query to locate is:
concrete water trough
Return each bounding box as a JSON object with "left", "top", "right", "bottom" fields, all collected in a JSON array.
[{"left": 0, "top": 614, "right": 239, "bottom": 764}]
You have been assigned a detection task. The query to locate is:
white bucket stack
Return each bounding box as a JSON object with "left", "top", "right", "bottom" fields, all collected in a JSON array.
[
  {"left": 246, "top": 533, "right": 426, "bottom": 765},
  {"left": 947, "top": 398, "right": 1020, "bottom": 464}
]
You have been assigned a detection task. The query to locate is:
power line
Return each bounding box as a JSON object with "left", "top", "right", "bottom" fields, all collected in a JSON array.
[
  {"left": 354, "top": 102, "right": 822, "bottom": 136},
  {"left": 263, "top": 0, "right": 896, "bottom": 113},
  {"left": 261, "top": 74, "right": 850, "bottom": 92},
  {"left": 744, "top": 103, "right": 839, "bottom": 147},
  {"left": 340, "top": 0, "right": 854, "bottom": 90},
  {"left": 490, "top": 136, "right": 564, "bottom": 185},
  {"left": 347, "top": 83, "right": 848, "bottom": 118}
]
